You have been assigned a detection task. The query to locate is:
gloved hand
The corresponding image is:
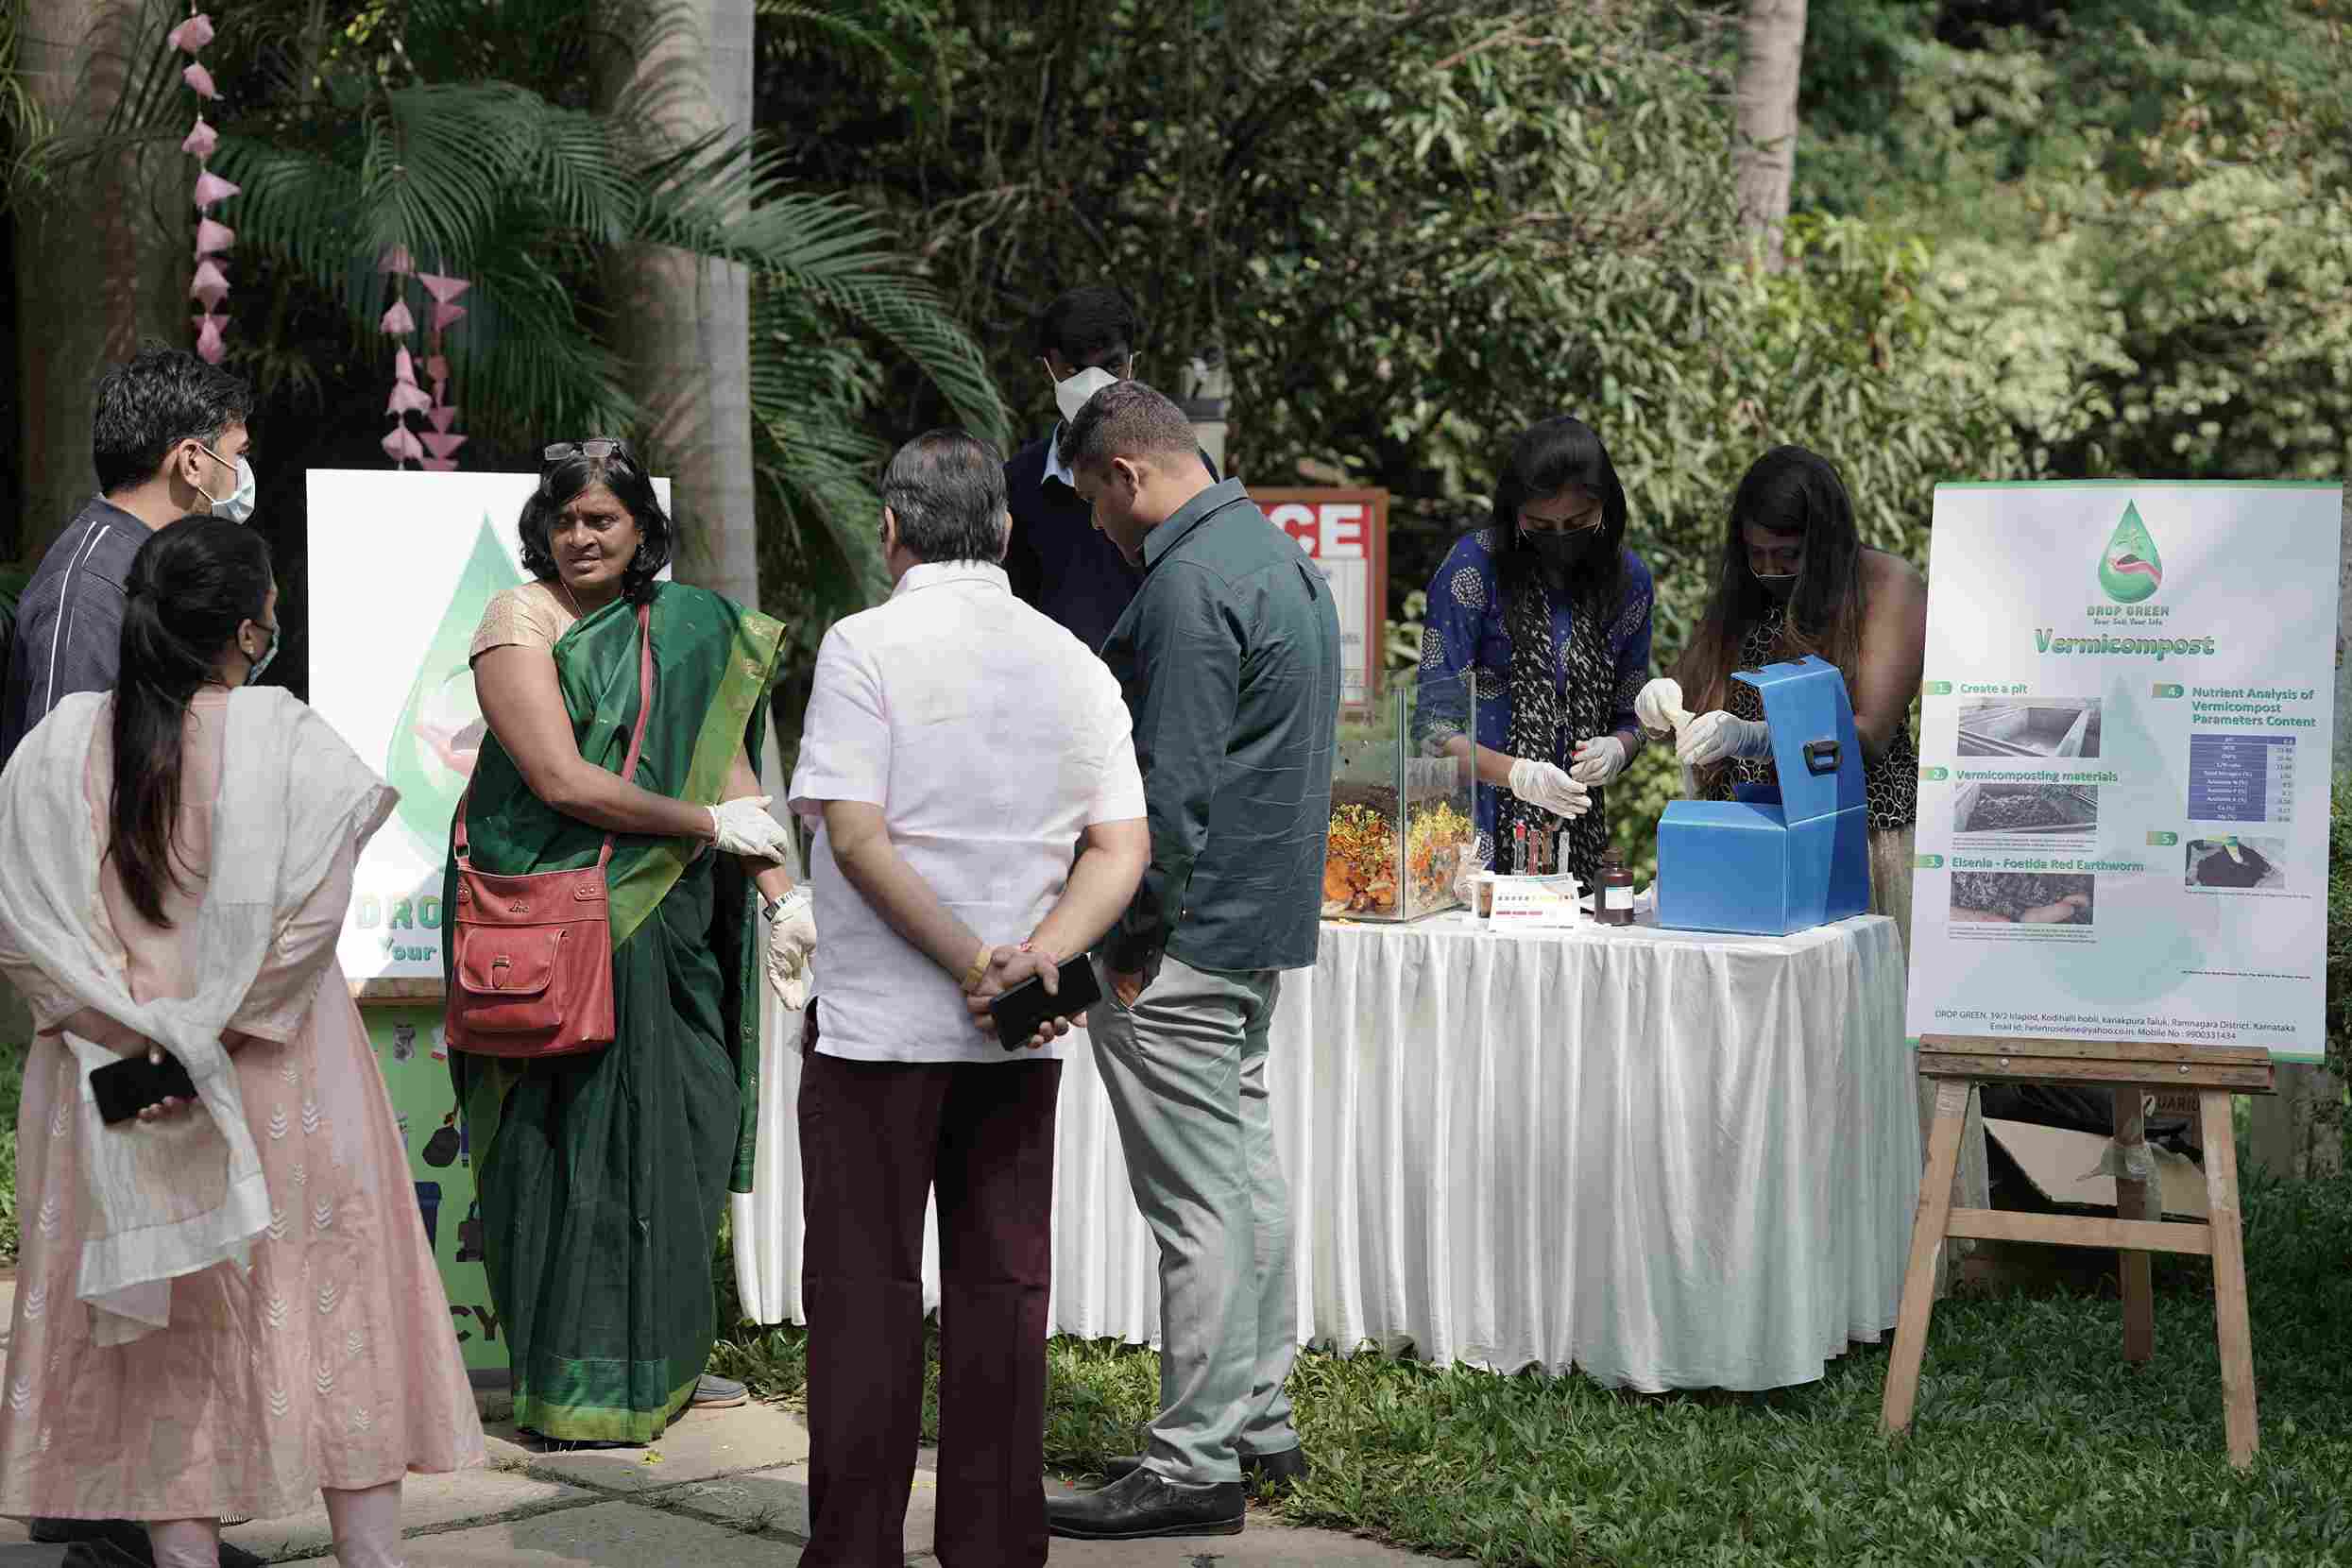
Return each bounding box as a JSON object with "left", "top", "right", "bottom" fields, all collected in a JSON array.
[
  {"left": 1569, "top": 734, "right": 1628, "bottom": 786},
  {"left": 1633, "top": 677, "right": 1692, "bottom": 739},
  {"left": 709, "top": 795, "right": 793, "bottom": 861},
  {"left": 763, "top": 887, "right": 815, "bottom": 1011},
  {"left": 1676, "top": 711, "right": 1773, "bottom": 768},
  {"left": 1507, "top": 757, "right": 1591, "bottom": 819}
]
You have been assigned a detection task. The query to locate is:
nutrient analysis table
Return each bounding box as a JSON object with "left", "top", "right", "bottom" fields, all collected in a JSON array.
[{"left": 2188, "top": 733, "right": 2297, "bottom": 825}]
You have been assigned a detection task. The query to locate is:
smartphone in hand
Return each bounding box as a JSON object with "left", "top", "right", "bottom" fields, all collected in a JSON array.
[
  {"left": 90, "top": 1049, "right": 199, "bottom": 1126},
  {"left": 988, "top": 955, "right": 1103, "bottom": 1050}
]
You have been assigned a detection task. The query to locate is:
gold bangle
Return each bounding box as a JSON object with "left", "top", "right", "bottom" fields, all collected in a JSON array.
[{"left": 960, "top": 943, "right": 992, "bottom": 994}]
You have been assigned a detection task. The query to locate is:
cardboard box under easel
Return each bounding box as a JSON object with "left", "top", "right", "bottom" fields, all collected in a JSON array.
[{"left": 1983, "top": 1118, "right": 2209, "bottom": 1220}]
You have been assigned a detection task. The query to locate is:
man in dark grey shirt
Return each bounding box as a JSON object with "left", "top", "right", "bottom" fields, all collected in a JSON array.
[
  {"left": 1045, "top": 382, "right": 1339, "bottom": 1543},
  {"left": 0, "top": 345, "right": 254, "bottom": 775},
  {"left": 2, "top": 345, "right": 264, "bottom": 1568}
]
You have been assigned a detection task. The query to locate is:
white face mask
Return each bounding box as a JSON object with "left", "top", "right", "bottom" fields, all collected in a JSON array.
[
  {"left": 196, "top": 442, "right": 257, "bottom": 524},
  {"left": 1052, "top": 365, "right": 1120, "bottom": 426},
  {"left": 245, "top": 621, "right": 281, "bottom": 685}
]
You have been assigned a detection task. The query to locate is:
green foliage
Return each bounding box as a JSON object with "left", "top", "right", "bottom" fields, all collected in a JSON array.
[
  {"left": 0, "top": 1037, "right": 20, "bottom": 1267},
  {"left": 707, "top": 1163, "right": 2352, "bottom": 1564},
  {"left": 2328, "top": 770, "right": 2351, "bottom": 1158}
]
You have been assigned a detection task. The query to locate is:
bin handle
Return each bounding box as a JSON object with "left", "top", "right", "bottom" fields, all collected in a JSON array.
[{"left": 1802, "top": 738, "right": 1841, "bottom": 775}]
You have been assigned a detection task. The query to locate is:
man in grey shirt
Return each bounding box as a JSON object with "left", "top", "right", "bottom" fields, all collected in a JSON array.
[
  {"left": 1046, "top": 381, "right": 1340, "bottom": 1542},
  {"left": 2, "top": 344, "right": 263, "bottom": 1568},
  {"left": 1, "top": 345, "right": 256, "bottom": 774}
]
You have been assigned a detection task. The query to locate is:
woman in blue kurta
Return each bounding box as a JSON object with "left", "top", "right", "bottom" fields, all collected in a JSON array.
[{"left": 1416, "top": 416, "right": 1654, "bottom": 884}]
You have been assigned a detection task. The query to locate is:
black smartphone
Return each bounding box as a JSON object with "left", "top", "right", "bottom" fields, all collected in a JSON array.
[
  {"left": 90, "top": 1049, "right": 199, "bottom": 1127},
  {"left": 988, "top": 955, "right": 1103, "bottom": 1050}
]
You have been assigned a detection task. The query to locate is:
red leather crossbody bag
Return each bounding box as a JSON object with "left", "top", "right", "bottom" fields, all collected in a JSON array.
[{"left": 445, "top": 601, "right": 653, "bottom": 1059}]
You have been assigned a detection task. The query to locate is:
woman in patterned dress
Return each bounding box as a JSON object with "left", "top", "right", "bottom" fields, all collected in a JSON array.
[
  {"left": 0, "top": 518, "right": 483, "bottom": 1568},
  {"left": 1416, "top": 416, "right": 1655, "bottom": 884}
]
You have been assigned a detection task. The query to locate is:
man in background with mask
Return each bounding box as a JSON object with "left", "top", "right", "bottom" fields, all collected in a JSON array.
[
  {"left": 1002, "top": 285, "right": 1217, "bottom": 654},
  {"left": 1, "top": 344, "right": 258, "bottom": 775}
]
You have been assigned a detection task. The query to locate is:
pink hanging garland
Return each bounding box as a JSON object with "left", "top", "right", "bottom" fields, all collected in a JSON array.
[
  {"left": 175, "top": 11, "right": 231, "bottom": 364},
  {"left": 380, "top": 257, "right": 469, "bottom": 469}
]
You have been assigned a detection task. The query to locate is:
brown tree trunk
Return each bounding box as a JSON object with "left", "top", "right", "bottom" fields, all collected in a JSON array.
[
  {"left": 1732, "top": 0, "right": 1807, "bottom": 274},
  {"left": 597, "top": 0, "right": 761, "bottom": 614},
  {"left": 12, "top": 0, "right": 188, "bottom": 561}
]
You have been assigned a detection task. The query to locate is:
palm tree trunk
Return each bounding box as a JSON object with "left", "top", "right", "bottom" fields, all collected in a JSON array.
[
  {"left": 1732, "top": 0, "right": 1807, "bottom": 274},
  {"left": 11, "top": 0, "right": 186, "bottom": 561},
  {"left": 599, "top": 0, "right": 760, "bottom": 612}
]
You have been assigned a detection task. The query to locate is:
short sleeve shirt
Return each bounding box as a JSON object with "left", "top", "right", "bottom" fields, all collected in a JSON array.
[
  {"left": 788, "top": 561, "right": 1146, "bottom": 1064},
  {"left": 469, "top": 582, "right": 578, "bottom": 661}
]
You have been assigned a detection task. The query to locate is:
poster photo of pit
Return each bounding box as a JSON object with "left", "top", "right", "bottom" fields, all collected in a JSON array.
[{"left": 1906, "top": 481, "right": 2341, "bottom": 1064}]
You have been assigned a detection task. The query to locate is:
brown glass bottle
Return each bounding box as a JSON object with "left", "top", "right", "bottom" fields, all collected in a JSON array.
[{"left": 1596, "top": 850, "right": 1637, "bottom": 927}]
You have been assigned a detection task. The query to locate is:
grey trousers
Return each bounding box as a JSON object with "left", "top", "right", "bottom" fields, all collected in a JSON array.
[{"left": 1088, "top": 955, "right": 1300, "bottom": 1485}]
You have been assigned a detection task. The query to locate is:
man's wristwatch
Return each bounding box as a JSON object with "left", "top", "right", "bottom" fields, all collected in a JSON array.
[{"left": 762, "top": 886, "right": 810, "bottom": 925}]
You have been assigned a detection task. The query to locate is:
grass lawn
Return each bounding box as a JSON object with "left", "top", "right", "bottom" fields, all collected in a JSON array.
[{"left": 715, "top": 1159, "right": 2352, "bottom": 1566}]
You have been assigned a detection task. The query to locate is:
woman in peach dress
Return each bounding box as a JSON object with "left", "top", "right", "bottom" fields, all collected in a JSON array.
[{"left": 0, "top": 518, "right": 483, "bottom": 1568}]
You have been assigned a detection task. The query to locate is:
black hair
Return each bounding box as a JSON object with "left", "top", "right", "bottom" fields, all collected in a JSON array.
[
  {"left": 882, "top": 430, "right": 1010, "bottom": 565},
  {"left": 1059, "top": 379, "right": 1197, "bottom": 476},
  {"left": 1488, "top": 416, "right": 1628, "bottom": 614},
  {"left": 518, "top": 443, "right": 674, "bottom": 606},
  {"left": 91, "top": 342, "right": 256, "bottom": 497},
  {"left": 1035, "top": 285, "right": 1141, "bottom": 370},
  {"left": 1676, "top": 445, "right": 1866, "bottom": 727},
  {"left": 112, "top": 516, "right": 274, "bottom": 928}
]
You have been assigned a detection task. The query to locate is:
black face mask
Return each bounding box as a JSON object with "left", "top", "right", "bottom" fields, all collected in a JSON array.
[
  {"left": 1525, "top": 529, "right": 1598, "bottom": 580},
  {"left": 1752, "top": 567, "right": 1800, "bottom": 604}
]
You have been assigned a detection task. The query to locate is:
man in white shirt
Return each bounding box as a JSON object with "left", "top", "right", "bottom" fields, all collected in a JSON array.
[{"left": 788, "top": 428, "right": 1149, "bottom": 1568}]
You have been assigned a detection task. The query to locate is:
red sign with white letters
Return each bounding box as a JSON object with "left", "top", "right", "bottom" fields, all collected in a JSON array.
[{"left": 1247, "top": 487, "right": 1389, "bottom": 712}]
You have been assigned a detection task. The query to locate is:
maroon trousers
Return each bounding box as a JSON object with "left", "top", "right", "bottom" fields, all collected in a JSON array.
[{"left": 798, "top": 1036, "right": 1062, "bottom": 1568}]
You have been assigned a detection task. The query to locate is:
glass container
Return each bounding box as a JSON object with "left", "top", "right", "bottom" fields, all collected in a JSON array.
[{"left": 1321, "top": 671, "right": 1479, "bottom": 921}]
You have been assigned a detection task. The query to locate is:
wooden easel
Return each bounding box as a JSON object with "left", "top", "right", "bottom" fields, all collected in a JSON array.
[{"left": 1879, "top": 1035, "right": 2275, "bottom": 1468}]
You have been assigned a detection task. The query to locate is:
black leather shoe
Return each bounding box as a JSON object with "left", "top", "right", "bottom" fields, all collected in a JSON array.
[
  {"left": 1097, "top": 1445, "right": 1311, "bottom": 1491},
  {"left": 1048, "top": 1466, "right": 1245, "bottom": 1540}
]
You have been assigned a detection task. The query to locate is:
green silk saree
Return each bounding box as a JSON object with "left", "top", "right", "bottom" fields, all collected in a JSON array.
[{"left": 446, "top": 582, "right": 784, "bottom": 1443}]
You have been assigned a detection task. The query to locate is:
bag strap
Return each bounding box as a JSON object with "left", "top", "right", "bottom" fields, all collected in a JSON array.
[{"left": 453, "top": 598, "right": 657, "bottom": 872}]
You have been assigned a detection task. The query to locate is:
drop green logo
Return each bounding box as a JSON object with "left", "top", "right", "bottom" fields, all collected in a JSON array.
[
  {"left": 2098, "top": 501, "right": 2163, "bottom": 605},
  {"left": 384, "top": 515, "right": 524, "bottom": 853}
]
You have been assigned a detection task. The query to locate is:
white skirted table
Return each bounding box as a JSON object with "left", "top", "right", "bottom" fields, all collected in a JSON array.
[{"left": 732, "top": 911, "right": 1921, "bottom": 1391}]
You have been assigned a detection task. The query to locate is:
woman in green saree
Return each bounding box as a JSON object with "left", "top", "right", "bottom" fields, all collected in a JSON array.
[{"left": 448, "top": 439, "right": 805, "bottom": 1446}]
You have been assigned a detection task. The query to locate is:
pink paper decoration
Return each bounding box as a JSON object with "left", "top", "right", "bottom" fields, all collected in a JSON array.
[
  {"left": 378, "top": 246, "right": 416, "bottom": 275},
  {"left": 419, "top": 457, "right": 459, "bottom": 471},
  {"left": 386, "top": 382, "right": 433, "bottom": 416},
  {"left": 431, "top": 301, "right": 468, "bottom": 332},
  {"left": 193, "top": 313, "right": 227, "bottom": 364},
  {"left": 190, "top": 259, "right": 230, "bottom": 309},
  {"left": 379, "top": 299, "right": 415, "bottom": 335},
  {"left": 196, "top": 217, "right": 234, "bottom": 254},
  {"left": 427, "top": 405, "right": 461, "bottom": 434},
  {"left": 182, "top": 63, "right": 217, "bottom": 99},
  {"left": 193, "top": 171, "right": 240, "bottom": 210},
  {"left": 381, "top": 425, "right": 424, "bottom": 464},
  {"left": 416, "top": 272, "right": 471, "bottom": 305},
  {"left": 181, "top": 118, "right": 216, "bottom": 159},
  {"left": 167, "top": 13, "right": 215, "bottom": 52},
  {"left": 394, "top": 347, "right": 417, "bottom": 383},
  {"left": 419, "top": 432, "right": 469, "bottom": 460},
  {"left": 426, "top": 354, "right": 450, "bottom": 383}
]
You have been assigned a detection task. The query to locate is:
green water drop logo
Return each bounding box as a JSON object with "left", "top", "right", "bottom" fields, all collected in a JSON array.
[
  {"left": 2097, "top": 501, "right": 2163, "bottom": 604},
  {"left": 384, "top": 515, "right": 524, "bottom": 852}
]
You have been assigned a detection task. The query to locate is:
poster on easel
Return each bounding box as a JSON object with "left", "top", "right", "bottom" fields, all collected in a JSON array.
[
  {"left": 305, "top": 469, "right": 671, "bottom": 1369},
  {"left": 1906, "top": 481, "right": 2342, "bottom": 1064},
  {"left": 1249, "top": 487, "right": 1389, "bottom": 713}
]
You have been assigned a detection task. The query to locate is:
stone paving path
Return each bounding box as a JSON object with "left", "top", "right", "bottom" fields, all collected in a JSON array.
[{"left": 0, "top": 1276, "right": 1445, "bottom": 1566}]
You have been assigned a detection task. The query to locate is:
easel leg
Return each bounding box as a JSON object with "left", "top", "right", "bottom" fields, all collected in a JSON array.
[
  {"left": 2200, "top": 1089, "right": 2258, "bottom": 1469},
  {"left": 1881, "top": 1077, "right": 1971, "bottom": 1438},
  {"left": 2114, "top": 1087, "right": 2155, "bottom": 1364}
]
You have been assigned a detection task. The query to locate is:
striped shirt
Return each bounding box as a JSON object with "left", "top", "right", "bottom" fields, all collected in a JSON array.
[{"left": 0, "top": 498, "right": 150, "bottom": 775}]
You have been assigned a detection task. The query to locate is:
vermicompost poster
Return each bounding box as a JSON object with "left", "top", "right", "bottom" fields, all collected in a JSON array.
[{"left": 1907, "top": 481, "right": 2342, "bottom": 1064}]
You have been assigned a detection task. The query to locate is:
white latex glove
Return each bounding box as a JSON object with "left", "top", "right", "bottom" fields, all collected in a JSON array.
[
  {"left": 1507, "top": 757, "right": 1591, "bottom": 819},
  {"left": 709, "top": 796, "right": 794, "bottom": 861},
  {"left": 1569, "top": 734, "right": 1628, "bottom": 786},
  {"left": 1676, "top": 711, "right": 1773, "bottom": 768},
  {"left": 1634, "top": 677, "right": 1692, "bottom": 739},
  {"left": 763, "top": 887, "right": 815, "bottom": 1011}
]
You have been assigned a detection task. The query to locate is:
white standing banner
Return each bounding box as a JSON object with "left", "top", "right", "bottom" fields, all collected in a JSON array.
[
  {"left": 1907, "top": 481, "right": 2341, "bottom": 1064},
  {"left": 306, "top": 469, "right": 670, "bottom": 987}
]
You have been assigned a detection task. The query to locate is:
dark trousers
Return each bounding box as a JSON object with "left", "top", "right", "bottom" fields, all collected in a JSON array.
[{"left": 799, "top": 1035, "right": 1062, "bottom": 1568}]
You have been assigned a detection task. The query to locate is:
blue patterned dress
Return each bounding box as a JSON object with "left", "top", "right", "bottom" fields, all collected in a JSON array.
[{"left": 1415, "top": 526, "right": 1655, "bottom": 867}]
